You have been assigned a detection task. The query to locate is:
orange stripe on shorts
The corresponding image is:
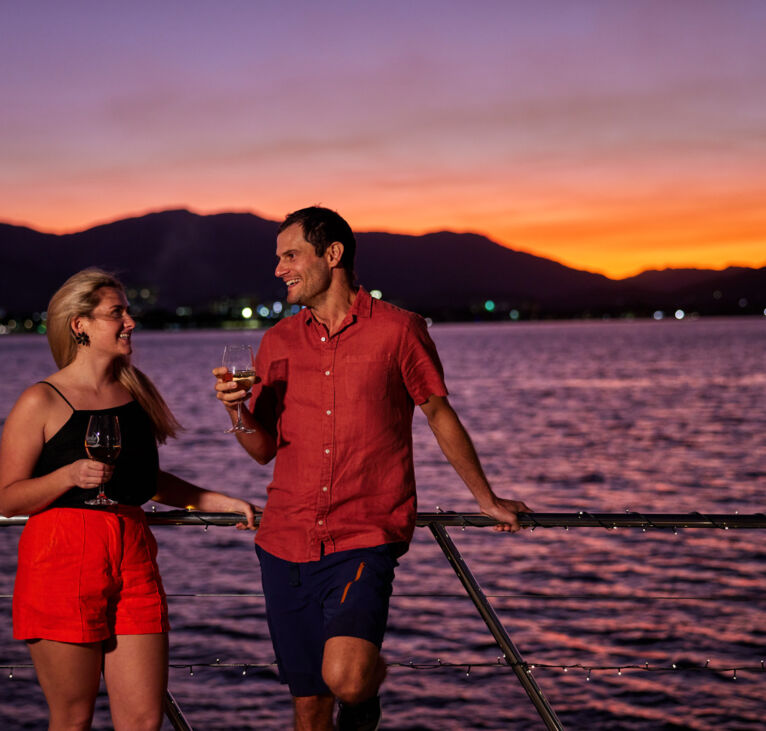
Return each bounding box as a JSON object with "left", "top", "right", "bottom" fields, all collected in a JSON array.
[{"left": 340, "top": 561, "right": 366, "bottom": 604}]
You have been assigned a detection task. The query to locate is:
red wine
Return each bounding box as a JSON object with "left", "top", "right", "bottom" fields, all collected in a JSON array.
[{"left": 85, "top": 444, "right": 121, "bottom": 464}]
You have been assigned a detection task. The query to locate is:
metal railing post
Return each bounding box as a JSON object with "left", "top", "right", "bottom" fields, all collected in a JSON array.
[
  {"left": 429, "top": 522, "right": 564, "bottom": 731},
  {"left": 164, "top": 689, "right": 194, "bottom": 731}
]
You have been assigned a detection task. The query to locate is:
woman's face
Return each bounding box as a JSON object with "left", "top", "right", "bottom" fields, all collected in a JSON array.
[{"left": 77, "top": 287, "right": 135, "bottom": 358}]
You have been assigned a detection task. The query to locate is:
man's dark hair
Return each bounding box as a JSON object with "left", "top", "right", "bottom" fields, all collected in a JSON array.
[{"left": 278, "top": 206, "right": 356, "bottom": 279}]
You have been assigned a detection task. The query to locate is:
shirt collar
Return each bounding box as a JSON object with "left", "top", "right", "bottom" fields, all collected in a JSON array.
[
  {"left": 304, "top": 287, "right": 372, "bottom": 325},
  {"left": 349, "top": 287, "right": 373, "bottom": 319}
]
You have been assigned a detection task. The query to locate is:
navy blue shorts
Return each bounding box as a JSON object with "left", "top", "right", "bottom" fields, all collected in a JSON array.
[{"left": 256, "top": 543, "right": 403, "bottom": 697}]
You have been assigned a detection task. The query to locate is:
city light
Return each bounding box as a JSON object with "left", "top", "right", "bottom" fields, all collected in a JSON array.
[
  {"left": 241, "top": 306, "right": 253, "bottom": 319},
  {"left": 484, "top": 300, "right": 495, "bottom": 312},
  {"left": 370, "top": 290, "right": 383, "bottom": 300}
]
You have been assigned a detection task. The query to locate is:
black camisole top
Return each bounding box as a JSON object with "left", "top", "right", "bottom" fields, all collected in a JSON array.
[{"left": 34, "top": 382, "right": 159, "bottom": 509}]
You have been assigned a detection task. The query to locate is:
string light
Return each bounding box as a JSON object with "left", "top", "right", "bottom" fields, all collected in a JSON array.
[
  {"left": 162, "top": 588, "right": 760, "bottom": 602},
  {"left": 4, "top": 659, "right": 764, "bottom": 679}
]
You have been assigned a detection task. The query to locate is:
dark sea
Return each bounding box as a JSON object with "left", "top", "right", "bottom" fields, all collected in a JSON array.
[{"left": 1, "top": 318, "right": 764, "bottom": 730}]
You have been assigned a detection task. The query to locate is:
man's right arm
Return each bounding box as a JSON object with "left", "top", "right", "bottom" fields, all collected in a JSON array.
[{"left": 213, "top": 367, "right": 277, "bottom": 464}]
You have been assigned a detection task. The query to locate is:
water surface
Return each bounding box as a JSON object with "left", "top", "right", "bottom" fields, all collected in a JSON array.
[{"left": 1, "top": 318, "right": 764, "bottom": 729}]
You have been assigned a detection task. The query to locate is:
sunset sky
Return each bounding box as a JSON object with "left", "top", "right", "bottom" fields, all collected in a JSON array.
[{"left": 2, "top": 0, "right": 765, "bottom": 278}]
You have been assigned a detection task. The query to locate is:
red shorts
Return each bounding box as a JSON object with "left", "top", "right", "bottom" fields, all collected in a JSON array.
[{"left": 13, "top": 506, "right": 169, "bottom": 642}]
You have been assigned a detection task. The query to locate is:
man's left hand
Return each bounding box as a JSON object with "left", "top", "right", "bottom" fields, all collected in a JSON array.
[{"left": 482, "top": 497, "right": 531, "bottom": 533}]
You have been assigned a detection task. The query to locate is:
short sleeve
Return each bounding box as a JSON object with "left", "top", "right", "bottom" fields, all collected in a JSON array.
[{"left": 400, "top": 314, "right": 448, "bottom": 405}]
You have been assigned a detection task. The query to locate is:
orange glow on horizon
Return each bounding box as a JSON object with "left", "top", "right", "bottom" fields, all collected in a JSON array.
[{"left": 3, "top": 196, "right": 766, "bottom": 281}]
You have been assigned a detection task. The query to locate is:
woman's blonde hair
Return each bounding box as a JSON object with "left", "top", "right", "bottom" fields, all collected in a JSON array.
[{"left": 46, "top": 268, "right": 180, "bottom": 443}]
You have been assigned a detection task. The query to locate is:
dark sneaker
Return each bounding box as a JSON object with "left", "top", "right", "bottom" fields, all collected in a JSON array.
[{"left": 337, "top": 695, "right": 382, "bottom": 731}]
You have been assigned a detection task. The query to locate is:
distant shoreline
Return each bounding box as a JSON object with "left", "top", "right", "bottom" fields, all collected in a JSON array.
[{"left": 2, "top": 309, "right": 764, "bottom": 337}]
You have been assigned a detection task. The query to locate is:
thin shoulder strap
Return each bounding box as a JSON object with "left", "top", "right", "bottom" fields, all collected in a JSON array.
[{"left": 38, "top": 381, "right": 76, "bottom": 411}]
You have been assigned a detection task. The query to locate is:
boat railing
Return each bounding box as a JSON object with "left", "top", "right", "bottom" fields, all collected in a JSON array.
[{"left": 2, "top": 510, "right": 765, "bottom": 730}]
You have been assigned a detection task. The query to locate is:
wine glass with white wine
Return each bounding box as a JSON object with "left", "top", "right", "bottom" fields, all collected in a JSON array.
[
  {"left": 84, "top": 414, "right": 121, "bottom": 505},
  {"left": 222, "top": 344, "right": 256, "bottom": 434}
]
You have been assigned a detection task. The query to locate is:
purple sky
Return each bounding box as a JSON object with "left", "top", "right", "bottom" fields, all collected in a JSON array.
[{"left": 2, "top": 0, "right": 765, "bottom": 276}]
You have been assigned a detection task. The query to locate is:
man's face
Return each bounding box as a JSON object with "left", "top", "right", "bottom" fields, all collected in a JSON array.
[{"left": 275, "top": 223, "right": 333, "bottom": 306}]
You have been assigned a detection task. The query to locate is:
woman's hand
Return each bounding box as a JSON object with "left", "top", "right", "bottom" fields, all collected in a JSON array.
[
  {"left": 154, "top": 470, "right": 261, "bottom": 530},
  {"left": 234, "top": 500, "right": 261, "bottom": 531},
  {"left": 69, "top": 459, "right": 114, "bottom": 489}
]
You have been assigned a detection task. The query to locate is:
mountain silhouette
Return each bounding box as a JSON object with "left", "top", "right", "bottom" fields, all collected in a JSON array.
[{"left": 1, "top": 209, "right": 763, "bottom": 319}]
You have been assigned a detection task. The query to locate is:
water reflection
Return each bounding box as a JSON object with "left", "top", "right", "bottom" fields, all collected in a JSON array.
[{"left": 0, "top": 319, "right": 764, "bottom": 729}]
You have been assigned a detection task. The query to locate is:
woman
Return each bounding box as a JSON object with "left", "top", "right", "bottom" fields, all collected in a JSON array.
[{"left": 0, "top": 269, "right": 258, "bottom": 731}]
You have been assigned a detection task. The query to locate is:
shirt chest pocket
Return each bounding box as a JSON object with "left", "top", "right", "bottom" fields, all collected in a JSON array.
[
  {"left": 343, "top": 356, "right": 390, "bottom": 401},
  {"left": 267, "top": 358, "right": 288, "bottom": 386}
]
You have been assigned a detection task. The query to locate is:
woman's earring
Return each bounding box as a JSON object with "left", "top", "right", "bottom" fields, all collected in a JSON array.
[{"left": 74, "top": 331, "right": 90, "bottom": 346}]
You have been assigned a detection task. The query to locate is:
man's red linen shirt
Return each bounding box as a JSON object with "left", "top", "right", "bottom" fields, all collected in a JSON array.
[{"left": 250, "top": 288, "right": 448, "bottom": 563}]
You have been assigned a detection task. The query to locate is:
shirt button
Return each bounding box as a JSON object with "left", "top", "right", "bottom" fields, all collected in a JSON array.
[
  {"left": 322, "top": 486, "right": 328, "bottom": 492},
  {"left": 326, "top": 409, "right": 332, "bottom": 416},
  {"left": 318, "top": 519, "right": 324, "bottom": 526},
  {"left": 324, "top": 448, "right": 330, "bottom": 454},
  {"left": 320, "top": 336, "right": 326, "bottom": 342},
  {"left": 325, "top": 370, "right": 331, "bottom": 376}
]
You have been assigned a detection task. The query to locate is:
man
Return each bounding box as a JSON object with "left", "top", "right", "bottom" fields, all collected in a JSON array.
[{"left": 214, "top": 207, "right": 530, "bottom": 731}]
